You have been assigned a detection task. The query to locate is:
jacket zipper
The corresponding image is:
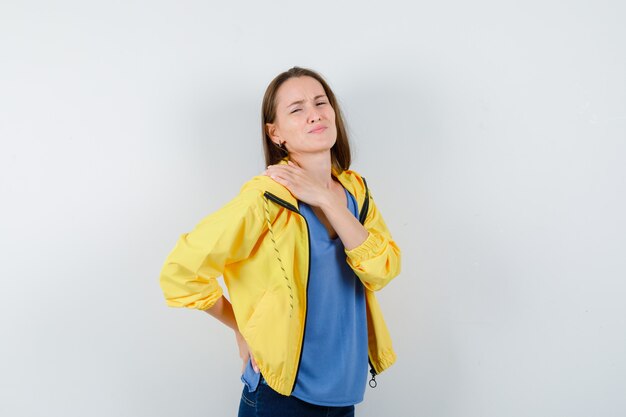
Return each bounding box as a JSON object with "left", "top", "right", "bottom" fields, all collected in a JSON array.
[
  {"left": 264, "top": 177, "right": 377, "bottom": 393},
  {"left": 358, "top": 178, "right": 378, "bottom": 388},
  {"left": 263, "top": 191, "right": 312, "bottom": 394}
]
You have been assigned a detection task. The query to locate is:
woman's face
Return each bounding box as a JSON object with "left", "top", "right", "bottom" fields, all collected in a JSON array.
[{"left": 266, "top": 76, "right": 337, "bottom": 156}]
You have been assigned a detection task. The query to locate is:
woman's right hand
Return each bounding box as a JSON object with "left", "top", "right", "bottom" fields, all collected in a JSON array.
[{"left": 235, "top": 330, "right": 259, "bottom": 374}]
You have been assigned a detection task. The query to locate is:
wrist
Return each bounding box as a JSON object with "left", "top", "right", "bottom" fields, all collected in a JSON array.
[{"left": 318, "top": 189, "right": 338, "bottom": 211}]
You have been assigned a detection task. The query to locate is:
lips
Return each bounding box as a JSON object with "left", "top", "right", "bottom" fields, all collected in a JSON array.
[{"left": 308, "top": 126, "right": 327, "bottom": 134}]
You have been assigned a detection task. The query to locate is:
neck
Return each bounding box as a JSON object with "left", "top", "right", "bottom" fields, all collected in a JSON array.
[{"left": 288, "top": 151, "right": 335, "bottom": 188}]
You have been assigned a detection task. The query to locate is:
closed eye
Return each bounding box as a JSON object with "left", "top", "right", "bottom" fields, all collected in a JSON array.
[
  {"left": 316, "top": 102, "right": 327, "bottom": 106},
  {"left": 290, "top": 108, "right": 301, "bottom": 113}
]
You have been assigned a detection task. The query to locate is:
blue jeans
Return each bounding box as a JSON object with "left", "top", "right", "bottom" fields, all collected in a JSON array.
[{"left": 238, "top": 375, "right": 356, "bottom": 417}]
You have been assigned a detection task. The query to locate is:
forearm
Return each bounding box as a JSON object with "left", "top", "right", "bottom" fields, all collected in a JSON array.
[
  {"left": 203, "top": 295, "right": 239, "bottom": 332},
  {"left": 319, "top": 196, "right": 369, "bottom": 251}
]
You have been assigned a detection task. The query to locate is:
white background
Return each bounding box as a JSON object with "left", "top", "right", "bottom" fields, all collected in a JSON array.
[{"left": 1, "top": 1, "right": 625, "bottom": 416}]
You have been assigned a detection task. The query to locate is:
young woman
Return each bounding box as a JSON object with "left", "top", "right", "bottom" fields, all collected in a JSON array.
[{"left": 159, "top": 67, "right": 401, "bottom": 417}]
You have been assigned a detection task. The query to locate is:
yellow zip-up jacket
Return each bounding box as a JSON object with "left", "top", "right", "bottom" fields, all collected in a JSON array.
[{"left": 159, "top": 158, "right": 401, "bottom": 396}]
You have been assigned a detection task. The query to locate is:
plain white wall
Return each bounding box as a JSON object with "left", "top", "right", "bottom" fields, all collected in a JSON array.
[{"left": 1, "top": 1, "right": 625, "bottom": 416}]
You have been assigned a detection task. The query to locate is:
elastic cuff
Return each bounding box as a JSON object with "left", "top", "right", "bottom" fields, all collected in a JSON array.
[
  {"left": 196, "top": 285, "right": 224, "bottom": 311},
  {"left": 345, "top": 232, "right": 381, "bottom": 264}
]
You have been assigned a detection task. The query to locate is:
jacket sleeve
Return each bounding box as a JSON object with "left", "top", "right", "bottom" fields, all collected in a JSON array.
[
  {"left": 159, "top": 189, "right": 265, "bottom": 310},
  {"left": 345, "top": 187, "right": 401, "bottom": 292}
]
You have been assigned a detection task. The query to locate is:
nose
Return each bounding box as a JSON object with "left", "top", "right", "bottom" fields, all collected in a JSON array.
[{"left": 308, "top": 108, "right": 322, "bottom": 123}]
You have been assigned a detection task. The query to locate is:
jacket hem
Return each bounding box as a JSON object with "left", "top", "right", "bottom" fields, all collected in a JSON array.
[{"left": 371, "top": 348, "right": 397, "bottom": 374}]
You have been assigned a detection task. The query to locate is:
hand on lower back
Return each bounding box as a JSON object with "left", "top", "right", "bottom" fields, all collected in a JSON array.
[{"left": 235, "top": 330, "right": 259, "bottom": 373}]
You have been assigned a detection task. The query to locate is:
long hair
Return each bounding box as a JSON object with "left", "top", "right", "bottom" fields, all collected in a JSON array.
[{"left": 261, "top": 67, "right": 351, "bottom": 173}]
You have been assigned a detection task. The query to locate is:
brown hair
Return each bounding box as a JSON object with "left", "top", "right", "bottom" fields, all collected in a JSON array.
[{"left": 261, "top": 67, "right": 351, "bottom": 173}]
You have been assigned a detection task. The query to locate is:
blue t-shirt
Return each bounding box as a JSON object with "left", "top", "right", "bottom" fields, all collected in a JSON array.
[{"left": 242, "top": 186, "right": 368, "bottom": 406}]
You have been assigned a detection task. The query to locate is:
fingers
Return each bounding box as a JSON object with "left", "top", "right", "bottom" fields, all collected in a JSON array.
[
  {"left": 265, "top": 165, "right": 295, "bottom": 185},
  {"left": 241, "top": 354, "right": 247, "bottom": 374},
  {"left": 241, "top": 350, "right": 250, "bottom": 371},
  {"left": 265, "top": 164, "right": 296, "bottom": 176},
  {"left": 266, "top": 160, "right": 300, "bottom": 172},
  {"left": 241, "top": 354, "right": 259, "bottom": 374},
  {"left": 250, "top": 354, "right": 260, "bottom": 373}
]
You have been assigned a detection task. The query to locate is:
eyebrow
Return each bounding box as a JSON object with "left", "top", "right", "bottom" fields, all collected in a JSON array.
[{"left": 286, "top": 95, "right": 327, "bottom": 108}]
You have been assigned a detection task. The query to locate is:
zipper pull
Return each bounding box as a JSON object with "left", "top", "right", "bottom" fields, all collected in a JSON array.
[{"left": 369, "top": 367, "right": 377, "bottom": 388}]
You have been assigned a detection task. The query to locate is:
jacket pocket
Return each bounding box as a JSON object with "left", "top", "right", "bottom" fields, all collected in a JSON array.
[{"left": 241, "top": 290, "right": 273, "bottom": 345}]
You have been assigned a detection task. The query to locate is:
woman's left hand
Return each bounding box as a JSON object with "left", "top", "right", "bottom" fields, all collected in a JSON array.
[{"left": 264, "top": 161, "right": 332, "bottom": 207}]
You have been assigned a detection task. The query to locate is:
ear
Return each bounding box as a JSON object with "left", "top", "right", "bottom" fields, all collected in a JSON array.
[{"left": 266, "top": 122, "right": 281, "bottom": 144}]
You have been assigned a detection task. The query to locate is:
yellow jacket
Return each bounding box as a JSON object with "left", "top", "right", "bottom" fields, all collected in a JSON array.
[{"left": 159, "top": 158, "right": 401, "bottom": 395}]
